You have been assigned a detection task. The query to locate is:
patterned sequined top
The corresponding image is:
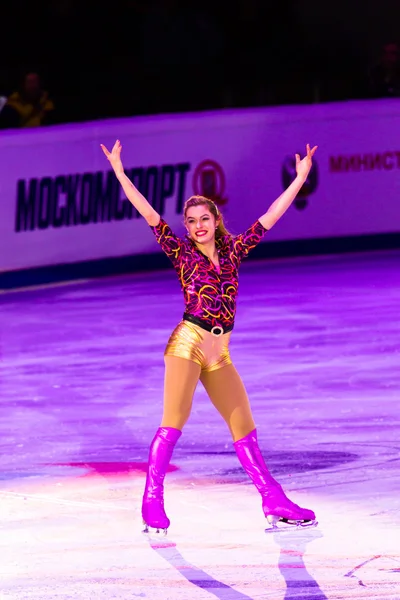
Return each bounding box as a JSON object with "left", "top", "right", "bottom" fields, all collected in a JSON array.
[{"left": 151, "top": 218, "right": 267, "bottom": 329}]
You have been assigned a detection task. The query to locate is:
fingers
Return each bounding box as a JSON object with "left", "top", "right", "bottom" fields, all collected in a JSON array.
[
  {"left": 295, "top": 153, "right": 300, "bottom": 164},
  {"left": 114, "top": 139, "right": 122, "bottom": 155},
  {"left": 306, "top": 143, "right": 318, "bottom": 157},
  {"left": 100, "top": 144, "right": 110, "bottom": 158},
  {"left": 100, "top": 140, "right": 122, "bottom": 159}
]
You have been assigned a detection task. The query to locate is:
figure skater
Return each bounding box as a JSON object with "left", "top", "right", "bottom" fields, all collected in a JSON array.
[{"left": 101, "top": 140, "right": 318, "bottom": 533}]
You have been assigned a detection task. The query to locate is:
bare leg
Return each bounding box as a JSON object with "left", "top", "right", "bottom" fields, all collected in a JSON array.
[
  {"left": 142, "top": 356, "right": 201, "bottom": 531},
  {"left": 201, "top": 363, "right": 316, "bottom": 525},
  {"left": 200, "top": 363, "right": 255, "bottom": 441},
  {"left": 161, "top": 356, "right": 201, "bottom": 429}
]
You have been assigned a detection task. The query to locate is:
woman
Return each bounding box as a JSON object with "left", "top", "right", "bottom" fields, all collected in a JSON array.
[{"left": 101, "top": 140, "right": 318, "bottom": 533}]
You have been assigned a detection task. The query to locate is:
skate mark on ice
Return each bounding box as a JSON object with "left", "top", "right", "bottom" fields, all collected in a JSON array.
[
  {"left": 146, "top": 537, "right": 254, "bottom": 599},
  {"left": 186, "top": 450, "right": 358, "bottom": 480},
  {"left": 0, "top": 489, "right": 131, "bottom": 511},
  {"left": 344, "top": 555, "right": 382, "bottom": 587},
  {"left": 296, "top": 440, "right": 400, "bottom": 491},
  {"left": 370, "top": 507, "right": 400, "bottom": 517},
  {"left": 273, "top": 528, "right": 328, "bottom": 599},
  {"left": 345, "top": 555, "right": 400, "bottom": 587},
  {"left": 384, "top": 557, "right": 400, "bottom": 573}
]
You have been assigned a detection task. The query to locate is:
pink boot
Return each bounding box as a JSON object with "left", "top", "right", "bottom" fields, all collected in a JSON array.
[
  {"left": 234, "top": 429, "right": 316, "bottom": 528},
  {"left": 142, "top": 427, "right": 182, "bottom": 533}
]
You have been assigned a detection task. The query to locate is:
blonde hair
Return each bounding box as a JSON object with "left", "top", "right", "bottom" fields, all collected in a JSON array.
[{"left": 183, "top": 195, "right": 231, "bottom": 240}]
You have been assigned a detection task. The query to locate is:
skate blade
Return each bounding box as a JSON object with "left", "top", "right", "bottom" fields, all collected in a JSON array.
[
  {"left": 265, "top": 515, "right": 318, "bottom": 533},
  {"left": 142, "top": 521, "right": 168, "bottom": 536}
]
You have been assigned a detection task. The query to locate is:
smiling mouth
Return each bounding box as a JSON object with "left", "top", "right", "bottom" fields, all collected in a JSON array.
[{"left": 196, "top": 230, "right": 207, "bottom": 237}]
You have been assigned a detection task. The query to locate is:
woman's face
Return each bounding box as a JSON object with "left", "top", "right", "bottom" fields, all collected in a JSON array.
[{"left": 185, "top": 205, "right": 219, "bottom": 245}]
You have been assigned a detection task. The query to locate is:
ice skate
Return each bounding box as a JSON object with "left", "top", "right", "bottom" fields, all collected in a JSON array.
[
  {"left": 262, "top": 490, "right": 318, "bottom": 533},
  {"left": 264, "top": 514, "right": 318, "bottom": 533},
  {"left": 141, "top": 427, "right": 182, "bottom": 535},
  {"left": 142, "top": 502, "right": 169, "bottom": 536},
  {"left": 234, "top": 429, "right": 317, "bottom": 533},
  {"left": 142, "top": 522, "right": 168, "bottom": 536}
]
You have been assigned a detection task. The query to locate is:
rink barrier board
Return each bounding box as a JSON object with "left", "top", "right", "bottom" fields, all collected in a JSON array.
[{"left": 2, "top": 99, "right": 400, "bottom": 283}]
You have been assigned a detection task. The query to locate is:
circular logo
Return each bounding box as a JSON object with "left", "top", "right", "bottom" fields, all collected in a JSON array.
[
  {"left": 282, "top": 155, "right": 318, "bottom": 210},
  {"left": 193, "top": 159, "right": 227, "bottom": 206}
]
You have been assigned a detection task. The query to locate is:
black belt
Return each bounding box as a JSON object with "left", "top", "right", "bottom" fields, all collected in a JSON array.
[{"left": 183, "top": 313, "right": 234, "bottom": 337}]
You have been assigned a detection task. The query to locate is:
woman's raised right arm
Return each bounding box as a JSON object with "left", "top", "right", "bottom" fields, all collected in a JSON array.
[{"left": 100, "top": 139, "right": 160, "bottom": 226}]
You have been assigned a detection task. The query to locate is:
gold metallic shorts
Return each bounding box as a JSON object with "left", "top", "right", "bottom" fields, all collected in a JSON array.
[{"left": 164, "top": 320, "right": 232, "bottom": 372}]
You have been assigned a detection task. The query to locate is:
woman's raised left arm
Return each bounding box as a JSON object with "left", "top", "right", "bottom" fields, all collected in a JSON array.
[{"left": 259, "top": 144, "right": 318, "bottom": 230}]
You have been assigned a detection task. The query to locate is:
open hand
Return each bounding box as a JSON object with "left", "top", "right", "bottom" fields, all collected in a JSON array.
[
  {"left": 295, "top": 144, "right": 318, "bottom": 180},
  {"left": 100, "top": 139, "right": 124, "bottom": 176}
]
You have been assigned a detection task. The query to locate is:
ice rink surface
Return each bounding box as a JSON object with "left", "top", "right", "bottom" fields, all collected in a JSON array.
[{"left": 1, "top": 250, "right": 399, "bottom": 599}]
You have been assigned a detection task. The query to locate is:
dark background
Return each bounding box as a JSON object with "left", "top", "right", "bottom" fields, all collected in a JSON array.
[{"left": 1, "top": 0, "right": 400, "bottom": 125}]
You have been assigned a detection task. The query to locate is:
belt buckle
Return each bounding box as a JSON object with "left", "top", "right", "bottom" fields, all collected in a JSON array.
[{"left": 211, "top": 325, "right": 224, "bottom": 337}]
